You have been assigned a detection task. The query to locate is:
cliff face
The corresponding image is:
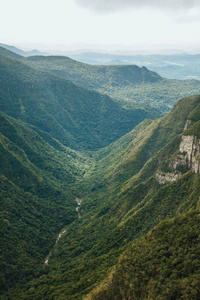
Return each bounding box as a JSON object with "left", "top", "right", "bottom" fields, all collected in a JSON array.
[
  {"left": 179, "top": 135, "right": 200, "bottom": 174},
  {"left": 156, "top": 122, "right": 200, "bottom": 184}
]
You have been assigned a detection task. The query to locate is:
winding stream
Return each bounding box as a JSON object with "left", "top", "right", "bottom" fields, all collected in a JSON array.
[
  {"left": 76, "top": 197, "right": 82, "bottom": 219},
  {"left": 44, "top": 228, "right": 67, "bottom": 265},
  {"left": 44, "top": 198, "right": 82, "bottom": 266}
]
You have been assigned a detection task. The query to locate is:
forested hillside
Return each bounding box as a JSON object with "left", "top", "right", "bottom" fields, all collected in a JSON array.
[
  {"left": 0, "top": 49, "right": 200, "bottom": 299},
  {"left": 0, "top": 54, "right": 160, "bottom": 151},
  {"left": 1, "top": 94, "right": 199, "bottom": 299},
  {"left": 70, "top": 51, "right": 200, "bottom": 80},
  {"left": 0, "top": 111, "right": 90, "bottom": 292},
  {"left": 89, "top": 211, "right": 200, "bottom": 300},
  {"left": 24, "top": 55, "right": 200, "bottom": 112},
  {"left": 1, "top": 45, "right": 200, "bottom": 113}
]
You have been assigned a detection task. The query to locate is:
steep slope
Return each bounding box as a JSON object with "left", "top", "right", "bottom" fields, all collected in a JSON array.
[
  {"left": 81, "top": 97, "right": 200, "bottom": 300},
  {"left": 0, "top": 54, "right": 161, "bottom": 151},
  {"left": 83, "top": 97, "right": 200, "bottom": 300},
  {"left": 1, "top": 46, "right": 200, "bottom": 299},
  {"left": 6, "top": 95, "right": 200, "bottom": 300},
  {"left": 0, "top": 43, "right": 28, "bottom": 57},
  {"left": 89, "top": 211, "right": 200, "bottom": 300},
  {"left": 0, "top": 111, "right": 92, "bottom": 293},
  {"left": 1, "top": 46, "right": 200, "bottom": 113},
  {"left": 87, "top": 94, "right": 200, "bottom": 192},
  {"left": 25, "top": 55, "right": 162, "bottom": 85},
  {"left": 0, "top": 46, "right": 23, "bottom": 60},
  {"left": 0, "top": 43, "right": 46, "bottom": 57},
  {"left": 25, "top": 55, "right": 200, "bottom": 112}
]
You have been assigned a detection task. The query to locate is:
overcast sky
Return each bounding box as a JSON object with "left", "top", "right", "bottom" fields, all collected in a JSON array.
[{"left": 1, "top": 0, "right": 200, "bottom": 53}]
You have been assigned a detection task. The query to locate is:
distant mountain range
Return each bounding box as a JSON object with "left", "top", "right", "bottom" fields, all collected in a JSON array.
[
  {"left": 0, "top": 43, "right": 48, "bottom": 57},
  {"left": 0, "top": 45, "right": 200, "bottom": 299},
  {"left": 69, "top": 51, "right": 200, "bottom": 80},
  {"left": 2, "top": 43, "right": 200, "bottom": 80},
  {"left": 1, "top": 45, "right": 200, "bottom": 113},
  {"left": 23, "top": 54, "right": 200, "bottom": 113}
]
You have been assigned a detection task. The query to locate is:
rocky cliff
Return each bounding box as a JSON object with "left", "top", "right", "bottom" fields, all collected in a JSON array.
[
  {"left": 179, "top": 135, "right": 200, "bottom": 173},
  {"left": 156, "top": 121, "right": 200, "bottom": 184}
]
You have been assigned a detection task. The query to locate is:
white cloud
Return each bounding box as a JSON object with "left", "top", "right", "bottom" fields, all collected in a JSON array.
[
  {"left": 1, "top": 0, "right": 200, "bottom": 51},
  {"left": 74, "top": 0, "right": 200, "bottom": 13}
]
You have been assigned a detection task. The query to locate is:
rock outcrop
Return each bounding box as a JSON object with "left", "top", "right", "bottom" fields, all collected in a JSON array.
[
  {"left": 179, "top": 135, "right": 200, "bottom": 173},
  {"left": 184, "top": 119, "right": 193, "bottom": 131},
  {"left": 155, "top": 121, "right": 200, "bottom": 184},
  {"left": 169, "top": 153, "right": 187, "bottom": 170},
  {"left": 155, "top": 170, "right": 182, "bottom": 185}
]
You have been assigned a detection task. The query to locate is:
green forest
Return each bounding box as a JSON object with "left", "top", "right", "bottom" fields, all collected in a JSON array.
[
  {"left": 1, "top": 46, "right": 200, "bottom": 113},
  {"left": 0, "top": 46, "right": 200, "bottom": 299}
]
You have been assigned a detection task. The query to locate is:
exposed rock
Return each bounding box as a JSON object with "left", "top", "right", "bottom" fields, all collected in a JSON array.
[
  {"left": 179, "top": 135, "right": 200, "bottom": 173},
  {"left": 184, "top": 119, "right": 193, "bottom": 131},
  {"left": 169, "top": 153, "right": 187, "bottom": 170},
  {"left": 155, "top": 170, "right": 182, "bottom": 185},
  {"left": 156, "top": 133, "right": 200, "bottom": 185}
]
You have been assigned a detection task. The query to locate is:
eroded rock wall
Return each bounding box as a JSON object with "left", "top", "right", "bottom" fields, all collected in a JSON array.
[
  {"left": 179, "top": 135, "right": 200, "bottom": 173},
  {"left": 155, "top": 132, "right": 200, "bottom": 184}
]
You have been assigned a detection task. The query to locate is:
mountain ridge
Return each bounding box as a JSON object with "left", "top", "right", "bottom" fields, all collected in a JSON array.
[
  {"left": 0, "top": 110, "right": 87, "bottom": 292},
  {"left": 0, "top": 43, "right": 47, "bottom": 57},
  {"left": 4, "top": 93, "right": 199, "bottom": 299},
  {"left": 0, "top": 54, "right": 161, "bottom": 151},
  {"left": 1, "top": 47, "right": 200, "bottom": 299},
  {"left": 1, "top": 45, "right": 200, "bottom": 113},
  {"left": 23, "top": 53, "right": 200, "bottom": 112}
]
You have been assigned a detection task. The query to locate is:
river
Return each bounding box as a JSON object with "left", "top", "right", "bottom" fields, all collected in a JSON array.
[{"left": 44, "top": 197, "right": 82, "bottom": 265}]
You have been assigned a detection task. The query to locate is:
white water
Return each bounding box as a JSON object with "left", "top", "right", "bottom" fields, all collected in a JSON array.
[
  {"left": 44, "top": 228, "right": 67, "bottom": 266},
  {"left": 76, "top": 197, "right": 82, "bottom": 219},
  {"left": 44, "top": 198, "right": 82, "bottom": 265}
]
